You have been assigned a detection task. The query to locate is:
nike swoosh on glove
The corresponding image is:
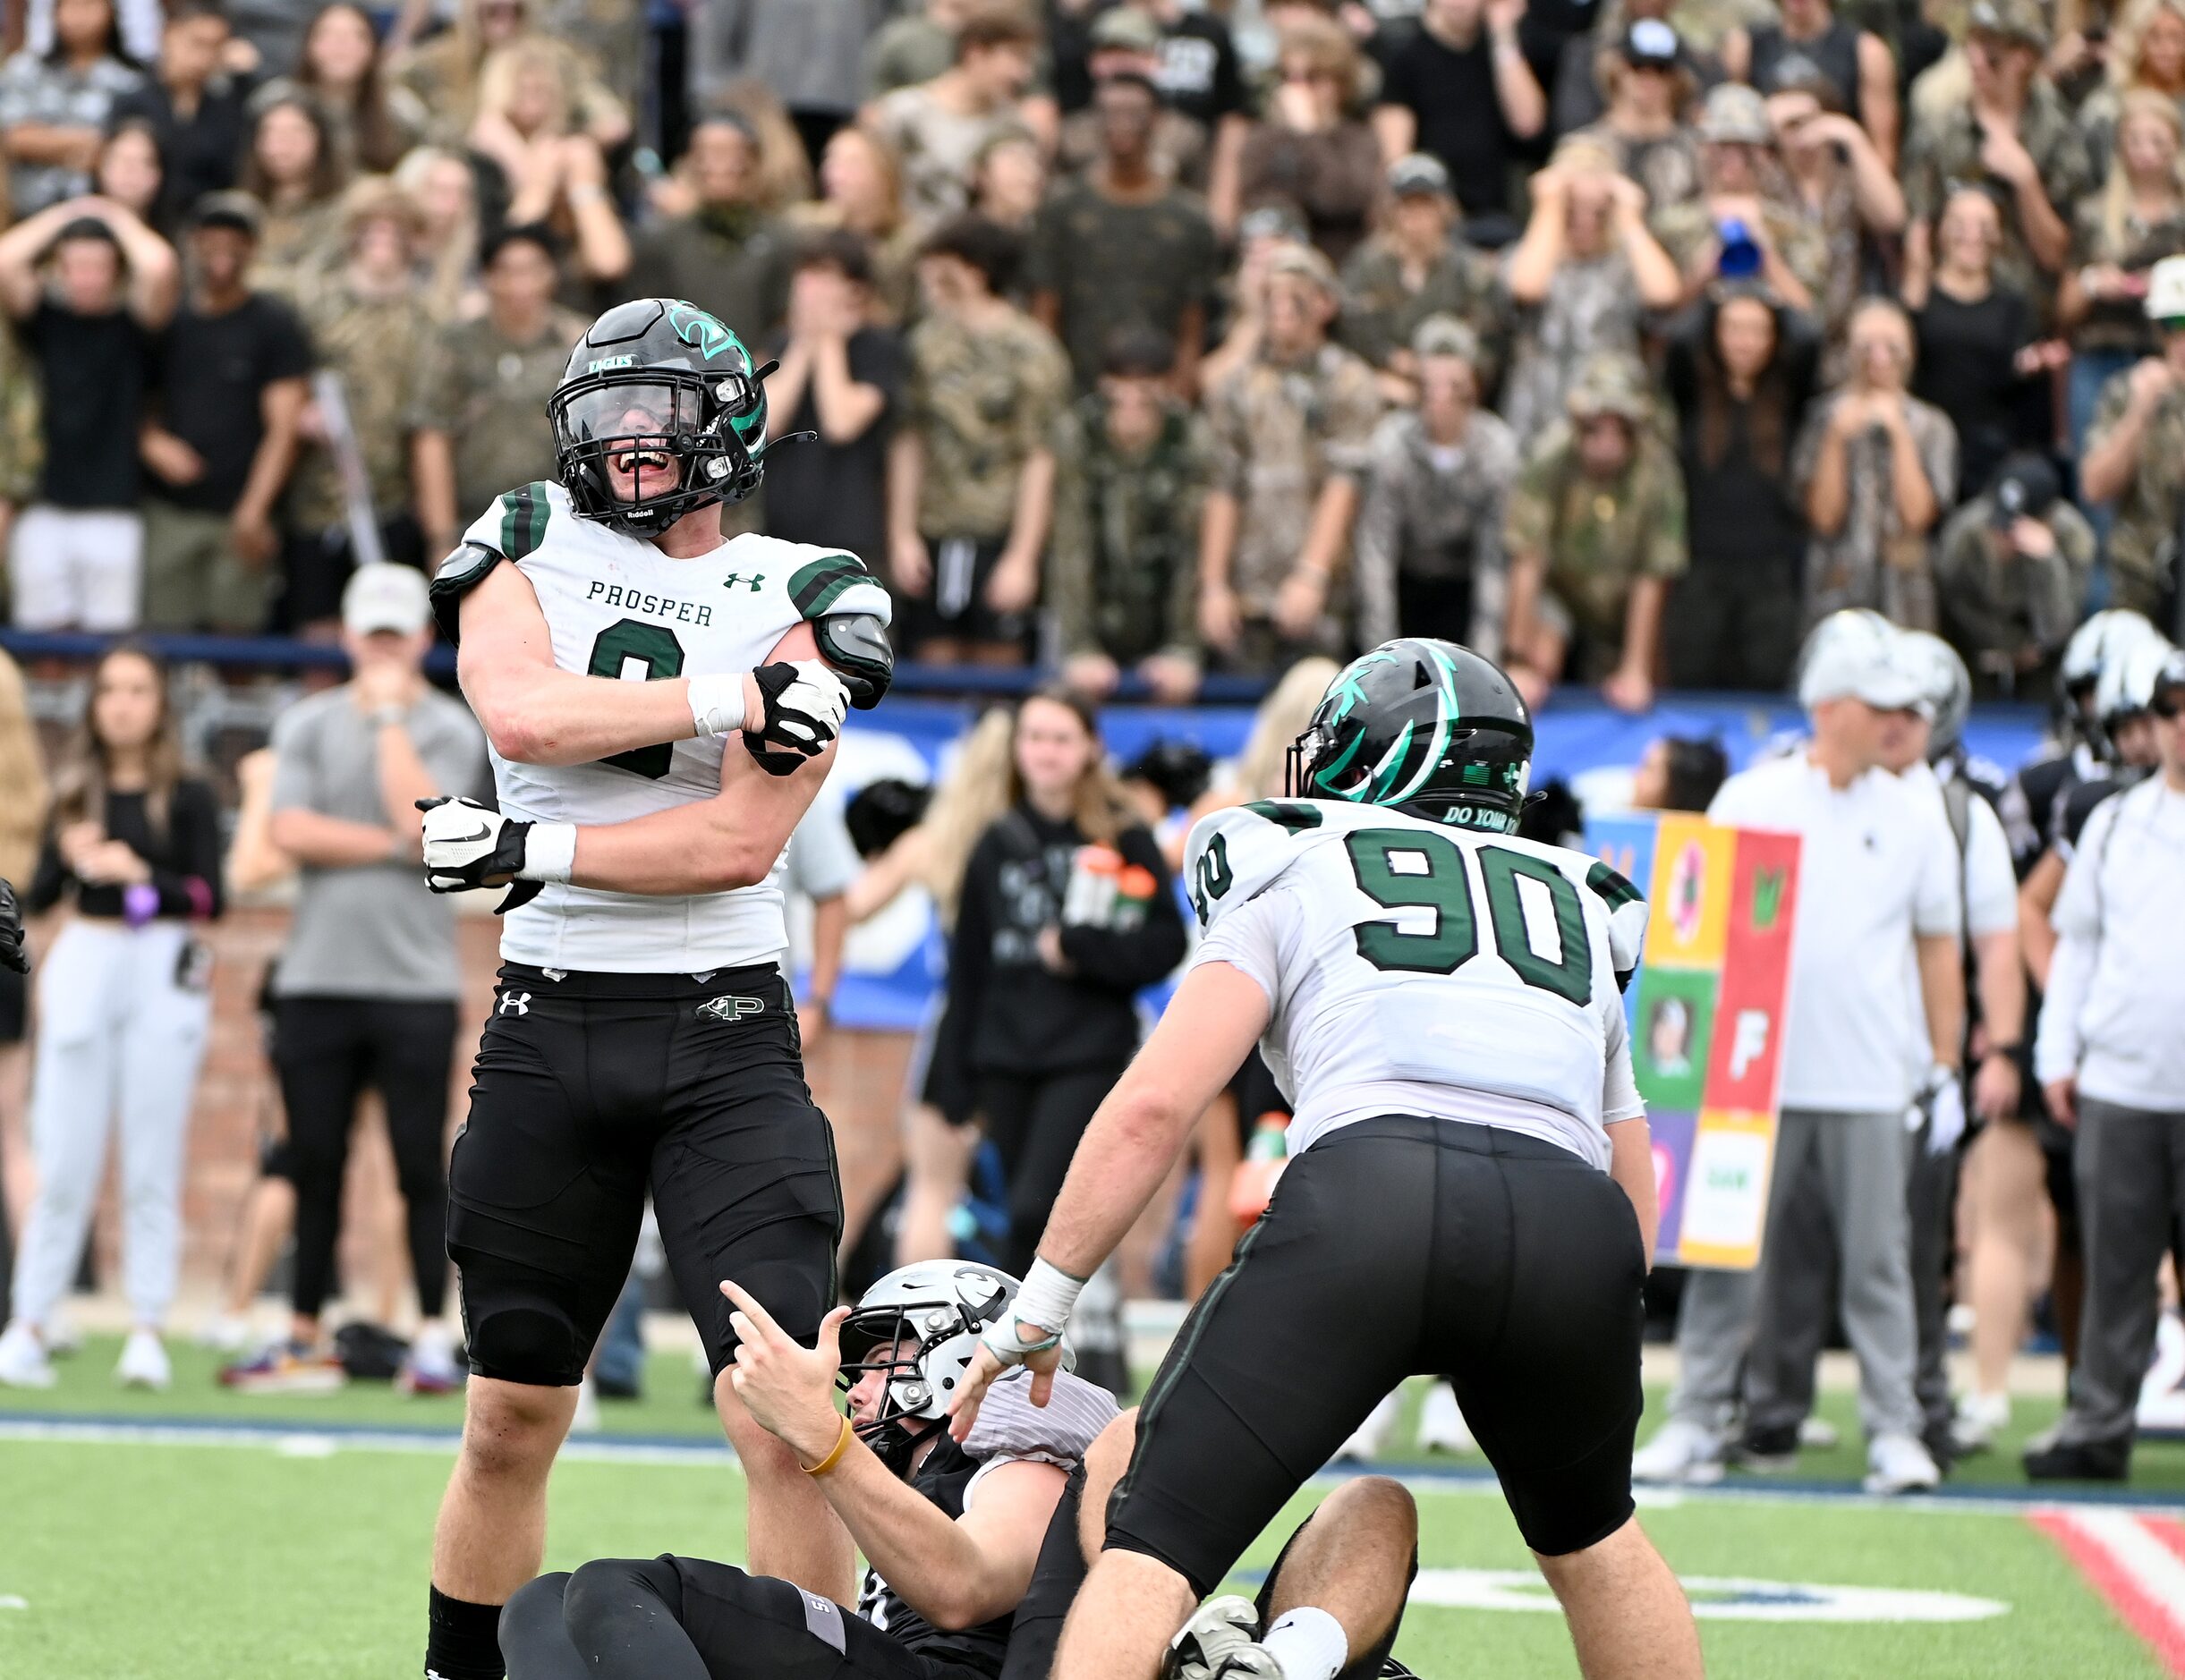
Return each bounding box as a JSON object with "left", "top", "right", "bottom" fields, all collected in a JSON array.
[
  {"left": 416, "top": 796, "right": 542, "bottom": 913},
  {"left": 0, "top": 878, "right": 26, "bottom": 973},
  {"left": 744, "top": 659, "right": 850, "bottom": 776}
]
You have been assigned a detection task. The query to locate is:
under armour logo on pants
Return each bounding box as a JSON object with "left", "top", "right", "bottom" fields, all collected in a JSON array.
[{"left": 498, "top": 992, "right": 531, "bottom": 1015}]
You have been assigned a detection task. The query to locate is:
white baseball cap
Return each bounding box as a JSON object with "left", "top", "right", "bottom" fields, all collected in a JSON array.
[
  {"left": 342, "top": 563, "right": 432, "bottom": 636},
  {"left": 1796, "top": 609, "right": 1925, "bottom": 711}
]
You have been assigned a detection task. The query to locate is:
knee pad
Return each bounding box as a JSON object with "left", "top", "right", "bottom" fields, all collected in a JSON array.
[{"left": 465, "top": 1305, "right": 584, "bottom": 1387}]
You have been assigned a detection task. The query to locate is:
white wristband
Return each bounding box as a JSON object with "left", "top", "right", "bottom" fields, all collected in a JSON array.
[
  {"left": 688, "top": 672, "right": 748, "bottom": 738},
  {"left": 1011, "top": 1258, "right": 1086, "bottom": 1338},
  {"left": 519, "top": 822, "right": 577, "bottom": 884}
]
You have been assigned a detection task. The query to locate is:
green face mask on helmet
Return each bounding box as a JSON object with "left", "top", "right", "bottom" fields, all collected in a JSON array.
[{"left": 1289, "top": 638, "right": 1536, "bottom": 831}]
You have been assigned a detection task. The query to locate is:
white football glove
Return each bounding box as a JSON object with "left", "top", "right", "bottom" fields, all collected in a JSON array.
[
  {"left": 416, "top": 796, "right": 572, "bottom": 913},
  {"left": 744, "top": 660, "right": 850, "bottom": 776},
  {"left": 1909, "top": 1064, "right": 1967, "bottom": 1158}
]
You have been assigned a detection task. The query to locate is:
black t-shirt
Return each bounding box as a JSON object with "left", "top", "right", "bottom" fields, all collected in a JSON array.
[
  {"left": 114, "top": 75, "right": 254, "bottom": 233},
  {"left": 148, "top": 292, "right": 313, "bottom": 513},
  {"left": 1911, "top": 286, "right": 2038, "bottom": 503},
  {"left": 1380, "top": 26, "right": 1516, "bottom": 217},
  {"left": 1028, "top": 182, "right": 1220, "bottom": 386},
  {"left": 760, "top": 325, "right": 903, "bottom": 569},
  {"left": 20, "top": 301, "right": 153, "bottom": 509},
  {"left": 1155, "top": 14, "right": 1246, "bottom": 129},
  {"left": 1666, "top": 309, "right": 1816, "bottom": 569},
  {"left": 26, "top": 780, "right": 225, "bottom": 921}
]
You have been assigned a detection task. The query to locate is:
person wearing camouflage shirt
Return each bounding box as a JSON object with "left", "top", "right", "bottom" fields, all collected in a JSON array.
[
  {"left": 1934, "top": 454, "right": 2096, "bottom": 698},
  {"left": 1353, "top": 316, "right": 1518, "bottom": 653},
  {"left": 1900, "top": 0, "right": 2091, "bottom": 317},
  {"left": 2079, "top": 257, "right": 2185, "bottom": 622},
  {"left": 870, "top": 8, "right": 1042, "bottom": 231},
  {"left": 0, "top": 318, "right": 39, "bottom": 539},
  {"left": 627, "top": 115, "right": 792, "bottom": 351},
  {"left": 1503, "top": 350, "right": 1687, "bottom": 712},
  {"left": 1197, "top": 243, "right": 1382, "bottom": 673},
  {"left": 1338, "top": 153, "right": 1509, "bottom": 406},
  {"left": 285, "top": 182, "right": 438, "bottom": 632},
  {"left": 1575, "top": 21, "right": 1707, "bottom": 216},
  {"left": 891, "top": 214, "right": 1071, "bottom": 663},
  {"left": 408, "top": 225, "right": 590, "bottom": 555},
  {"left": 1050, "top": 331, "right": 1208, "bottom": 703},
  {"left": 1649, "top": 84, "right": 1830, "bottom": 314},
  {"left": 1792, "top": 299, "right": 1959, "bottom": 630}
]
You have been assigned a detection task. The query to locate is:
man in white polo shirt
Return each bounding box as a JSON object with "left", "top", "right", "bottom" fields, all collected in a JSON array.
[
  {"left": 2026, "top": 649, "right": 2185, "bottom": 1483},
  {"left": 1635, "top": 610, "right": 1965, "bottom": 1495}
]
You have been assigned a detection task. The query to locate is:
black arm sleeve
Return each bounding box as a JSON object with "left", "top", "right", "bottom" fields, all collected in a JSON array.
[
  {"left": 1056, "top": 826, "right": 1189, "bottom": 992},
  {"left": 147, "top": 780, "right": 225, "bottom": 920},
  {"left": 24, "top": 824, "right": 69, "bottom": 914}
]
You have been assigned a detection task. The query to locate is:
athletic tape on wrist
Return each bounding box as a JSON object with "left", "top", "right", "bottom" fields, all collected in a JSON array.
[
  {"left": 688, "top": 672, "right": 747, "bottom": 738},
  {"left": 999, "top": 1259, "right": 1084, "bottom": 1353},
  {"left": 520, "top": 822, "right": 578, "bottom": 884}
]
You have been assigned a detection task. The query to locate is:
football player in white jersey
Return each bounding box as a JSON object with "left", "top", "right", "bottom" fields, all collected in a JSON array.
[
  {"left": 412, "top": 297, "right": 894, "bottom": 1680},
  {"left": 949, "top": 639, "right": 1703, "bottom": 1680}
]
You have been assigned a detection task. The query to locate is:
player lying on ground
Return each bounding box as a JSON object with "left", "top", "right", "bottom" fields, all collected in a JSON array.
[
  {"left": 414, "top": 297, "right": 894, "bottom": 1680},
  {"left": 500, "top": 1261, "right": 1425, "bottom": 1680},
  {"left": 951, "top": 638, "right": 1705, "bottom": 1680}
]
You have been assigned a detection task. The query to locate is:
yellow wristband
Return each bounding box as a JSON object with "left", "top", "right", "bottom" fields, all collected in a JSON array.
[{"left": 804, "top": 1415, "right": 854, "bottom": 1477}]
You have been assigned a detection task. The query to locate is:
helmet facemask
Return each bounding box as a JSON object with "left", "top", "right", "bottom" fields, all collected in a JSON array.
[
  {"left": 549, "top": 363, "right": 769, "bottom": 535},
  {"left": 836, "top": 1273, "right": 1015, "bottom": 1473}
]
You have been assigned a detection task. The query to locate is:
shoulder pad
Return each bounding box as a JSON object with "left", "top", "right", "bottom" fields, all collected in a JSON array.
[
  {"left": 814, "top": 611, "right": 892, "bottom": 709},
  {"left": 1183, "top": 801, "right": 1324, "bottom": 930},
  {"left": 786, "top": 549, "right": 892, "bottom": 624},
  {"left": 1582, "top": 857, "right": 1649, "bottom": 993},
  {"left": 428, "top": 541, "right": 503, "bottom": 646},
  {"left": 465, "top": 480, "right": 557, "bottom": 562}
]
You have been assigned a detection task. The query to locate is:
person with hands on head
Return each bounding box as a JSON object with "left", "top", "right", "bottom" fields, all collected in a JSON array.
[
  {"left": 2026, "top": 647, "right": 2185, "bottom": 1483},
  {"left": 497, "top": 1260, "right": 1115, "bottom": 1680},
  {"left": 412, "top": 295, "right": 895, "bottom": 1680}
]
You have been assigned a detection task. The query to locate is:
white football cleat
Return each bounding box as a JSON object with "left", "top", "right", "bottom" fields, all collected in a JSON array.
[
  {"left": 1164, "top": 1596, "right": 1263, "bottom": 1680},
  {"left": 1631, "top": 1418, "right": 1726, "bottom": 1485},
  {"left": 1798, "top": 1416, "right": 1840, "bottom": 1450},
  {"left": 1416, "top": 1383, "right": 1476, "bottom": 1455},
  {"left": 115, "top": 1328, "right": 171, "bottom": 1391},
  {"left": 1864, "top": 1431, "right": 1941, "bottom": 1496},
  {"left": 0, "top": 1320, "right": 55, "bottom": 1388},
  {"left": 44, "top": 1311, "right": 81, "bottom": 1356},
  {"left": 1332, "top": 1391, "right": 1403, "bottom": 1464}
]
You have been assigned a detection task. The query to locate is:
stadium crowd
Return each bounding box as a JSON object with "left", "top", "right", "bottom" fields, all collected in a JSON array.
[{"left": 0, "top": 0, "right": 2176, "bottom": 1499}]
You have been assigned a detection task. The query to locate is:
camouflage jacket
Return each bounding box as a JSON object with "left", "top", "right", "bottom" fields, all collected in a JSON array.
[
  {"left": 1500, "top": 248, "right": 1651, "bottom": 446},
  {"left": 1933, "top": 495, "right": 2095, "bottom": 671},
  {"left": 2086, "top": 368, "right": 2185, "bottom": 617},
  {"left": 1790, "top": 390, "right": 1959, "bottom": 630},
  {"left": 1354, "top": 407, "right": 1520, "bottom": 653},
  {"left": 903, "top": 308, "right": 1072, "bottom": 541},
  {"left": 407, "top": 307, "right": 592, "bottom": 530},
  {"left": 1650, "top": 197, "right": 1833, "bottom": 313},
  {"left": 1902, "top": 83, "right": 2094, "bottom": 310},
  {"left": 0, "top": 318, "right": 41, "bottom": 507},
  {"left": 1337, "top": 234, "right": 1509, "bottom": 392},
  {"left": 1204, "top": 339, "right": 1382, "bottom": 627},
  {"left": 1048, "top": 396, "right": 1209, "bottom": 666},
  {"left": 288, "top": 275, "right": 440, "bottom": 536},
  {"left": 1505, "top": 420, "right": 1688, "bottom": 663}
]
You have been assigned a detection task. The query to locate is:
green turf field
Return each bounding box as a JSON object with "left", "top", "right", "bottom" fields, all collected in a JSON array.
[{"left": 0, "top": 1337, "right": 2175, "bottom": 1678}]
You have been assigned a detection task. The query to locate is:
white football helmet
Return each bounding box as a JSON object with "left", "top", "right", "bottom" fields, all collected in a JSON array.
[
  {"left": 1897, "top": 630, "right": 1972, "bottom": 759},
  {"left": 837, "top": 1260, "right": 1032, "bottom": 1467}
]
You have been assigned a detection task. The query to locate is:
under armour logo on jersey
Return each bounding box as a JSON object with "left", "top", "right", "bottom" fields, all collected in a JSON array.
[
  {"left": 497, "top": 992, "right": 531, "bottom": 1016},
  {"left": 721, "top": 573, "right": 766, "bottom": 592},
  {"left": 698, "top": 994, "right": 766, "bottom": 1022}
]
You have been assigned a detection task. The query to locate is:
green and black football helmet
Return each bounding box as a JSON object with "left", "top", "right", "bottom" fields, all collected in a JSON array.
[
  {"left": 1288, "top": 638, "right": 1535, "bottom": 831},
  {"left": 548, "top": 296, "right": 791, "bottom": 535}
]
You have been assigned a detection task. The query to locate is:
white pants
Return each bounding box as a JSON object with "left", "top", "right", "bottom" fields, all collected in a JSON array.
[
  {"left": 10, "top": 920, "right": 211, "bottom": 1329},
  {"left": 8, "top": 505, "right": 143, "bottom": 632}
]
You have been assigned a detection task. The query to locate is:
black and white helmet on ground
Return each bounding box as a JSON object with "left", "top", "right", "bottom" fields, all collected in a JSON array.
[{"left": 837, "top": 1260, "right": 1051, "bottom": 1470}]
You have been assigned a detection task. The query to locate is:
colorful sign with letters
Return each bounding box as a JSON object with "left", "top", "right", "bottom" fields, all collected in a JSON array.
[{"left": 1586, "top": 814, "right": 1801, "bottom": 1270}]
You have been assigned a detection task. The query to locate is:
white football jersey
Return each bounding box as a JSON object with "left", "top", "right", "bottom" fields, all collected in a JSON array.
[
  {"left": 446, "top": 479, "right": 890, "bottom": 974},
  {"left": 1184, "top": 799, "right": 1648, "bottom": 1170}
]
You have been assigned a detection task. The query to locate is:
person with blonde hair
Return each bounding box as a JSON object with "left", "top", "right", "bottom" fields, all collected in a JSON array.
[
  {"left": 936, "top": 688, "right": 1186, "bottom": 1277},
  {"left": 0, "top": 645, "right": 222, "bottom": 1394},
  {"left": 2079, "top": 0, "right": 2185, "bottom": 169},
  {"left": 846, "top": 708, "right": 1019, "bottom": 1266},
  {"left": 393, "top": 145, "right": 483, "bottom": 320},
  {"left": 2060, "top": 87, "right": 2185, "bottom": 462},
  {"left": 393, "top": 0, "right": 627, "bottom": 155},
  {"left": 468, "top": 40, "right": 629, "bottom": 290},
  {"left": 790, "top": 123, "right": 920, "bottom": 324}
]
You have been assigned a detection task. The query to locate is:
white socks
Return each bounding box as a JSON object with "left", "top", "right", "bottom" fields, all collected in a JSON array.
[{"left": 1262, "top": 1607, "right": 1348, "bottom": 1680}]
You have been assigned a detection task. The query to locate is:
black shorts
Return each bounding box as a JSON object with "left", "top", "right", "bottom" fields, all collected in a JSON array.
[
  {"left": 446, "top": 963, "right": 842, "bottom": 1387},
  {"left": 0, "top": 963, "right": 24, "bottom": 1045},
  {"left": 1107, "top": 1115, "right": 1645, "bottom": 1592},
  {"left": 897, "top": 534, "right": 1030, "bottom": 652},
  {"left": 503, "top": 1559, "right": 984, "bottom": 1680}
]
